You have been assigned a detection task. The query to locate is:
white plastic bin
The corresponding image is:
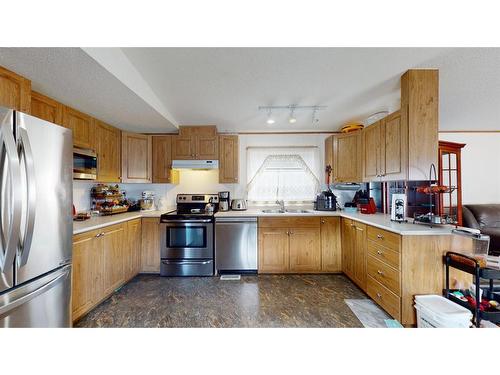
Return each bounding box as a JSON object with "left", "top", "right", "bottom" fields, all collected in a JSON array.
[{"left": 414, "top": 295, "right": 472, "bottom": 328}]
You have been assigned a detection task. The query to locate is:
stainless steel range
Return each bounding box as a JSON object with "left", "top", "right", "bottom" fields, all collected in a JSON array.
[{"left": 159, "top": 194, "right": 219, "bottom": 276}]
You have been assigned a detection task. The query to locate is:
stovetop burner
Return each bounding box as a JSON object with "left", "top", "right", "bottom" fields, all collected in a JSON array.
[{"left": 160, "top": 193, "right": 219, "bottom": 222}]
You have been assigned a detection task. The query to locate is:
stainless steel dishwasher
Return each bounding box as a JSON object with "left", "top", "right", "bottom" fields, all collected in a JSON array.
[{"left": 215, "top": 217, "right": 258, "bottom": 274}]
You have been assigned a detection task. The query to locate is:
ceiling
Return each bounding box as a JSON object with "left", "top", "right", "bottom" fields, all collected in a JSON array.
[
  {"left": 0, "top": 48, "right": 177, "bottom": 132},
  {"left": 1, "top": 47, "right": 499, "bottom": 132}
]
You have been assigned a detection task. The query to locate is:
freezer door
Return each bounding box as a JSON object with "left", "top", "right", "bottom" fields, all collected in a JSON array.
[
  {"left": 15, "top": 112, "right": 73, "bottom": 285},
  {"left": 0, "top": 264, "right": 71, "bottom": 327}
]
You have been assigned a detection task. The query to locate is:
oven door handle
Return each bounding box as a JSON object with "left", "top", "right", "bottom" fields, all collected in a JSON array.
[
  {"left": 162, "top": 260, "right": 212, "bottom": 265},
  {"left": 162, "top": 219, "right": 212, "bottom": 223}
]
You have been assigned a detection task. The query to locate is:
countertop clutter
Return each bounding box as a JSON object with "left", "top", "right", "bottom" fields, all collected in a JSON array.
[
  {"left": 73, "top": 209, "right": 173, "bottom": 234},
  {"left": 74, "top": 206, "right": 457, "bottom": 236}
]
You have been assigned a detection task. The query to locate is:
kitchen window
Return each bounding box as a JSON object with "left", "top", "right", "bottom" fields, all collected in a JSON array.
[{"left": 246, "top": 147, "right": 320, "bottom": 203}]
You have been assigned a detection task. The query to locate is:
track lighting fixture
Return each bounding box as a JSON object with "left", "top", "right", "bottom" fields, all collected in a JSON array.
[
  {"left": 288, "top": 106, "right": 297, "bottom": 124},
  {"left": 259, "top": 105, "right": 327, "bottom": 125},
  {"left": 266, "top": 109, "right": 275, "bottom": 125}
]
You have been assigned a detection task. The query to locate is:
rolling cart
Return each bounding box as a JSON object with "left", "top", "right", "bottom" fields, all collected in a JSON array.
[{"left": 444, "top": 251, "right": 500, "bottom": 327}]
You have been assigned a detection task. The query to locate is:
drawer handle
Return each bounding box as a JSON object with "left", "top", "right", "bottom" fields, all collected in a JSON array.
[
  {"left": 377, "top": 250, "right": 383, "bottom": 255},
  {"left": 377, "top": 270, "right": 384, "bottom": 276},
  {"left": 377, "top": 234, "right": 384, "bottom": 239},
  {"left": 376, "top": 293, "right": 382, "bottom": 299}
]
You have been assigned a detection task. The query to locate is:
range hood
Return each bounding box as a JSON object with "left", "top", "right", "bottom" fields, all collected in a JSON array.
[{"left": 172, "top": 159, "right": 219, "bottom": 170}]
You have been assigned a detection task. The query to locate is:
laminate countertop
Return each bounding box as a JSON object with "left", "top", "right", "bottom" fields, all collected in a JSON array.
[
  {"left": 73, "top": 206, "right": 459, "bottom": 236},
  {"left": 73, "top": 209, "right": 174, "bottom": 235},
  {"left": 214, "top": 207, "right": 459, "bottom": 236}
]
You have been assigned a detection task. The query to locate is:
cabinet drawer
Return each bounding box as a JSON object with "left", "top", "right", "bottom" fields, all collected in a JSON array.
[
  {"left": 367, "top": 226, "right": 400, "bottom": 252},
  {"left": 258, "top": 217, "right": 320, "bottom": 228},
  {"left": 366, "top": 276, "right": 401, "bottom": 320},
  {"left": 367, "top": 241, "right": 400, "bottom": 270},
  {"left": 367, "top": 255, "right": 401, "bottom": 295}
]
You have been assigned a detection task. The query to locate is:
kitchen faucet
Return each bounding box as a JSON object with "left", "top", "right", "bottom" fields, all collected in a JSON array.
[{"left": 276, "top": 199, "right": 285, "bottom": 212}]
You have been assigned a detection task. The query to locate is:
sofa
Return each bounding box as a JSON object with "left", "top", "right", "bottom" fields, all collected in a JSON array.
[{"left": 462, "top": 204, "right": 500, "bottom": 256}]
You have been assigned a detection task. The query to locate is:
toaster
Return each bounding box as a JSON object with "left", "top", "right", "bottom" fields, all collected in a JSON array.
[{"left": 231, "top": 199, "right": 247, "bottom": 211}]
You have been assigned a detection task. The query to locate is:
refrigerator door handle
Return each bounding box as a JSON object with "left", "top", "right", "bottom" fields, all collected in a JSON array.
[
  {"left": 0, "top": 118, "right": 22, "bottom": 273},
  {"left": 17, "top": 126, "right": 36, "bottom": 266},
  {"left": 0, "top": 265, "right": 70, "bottom": 318}
]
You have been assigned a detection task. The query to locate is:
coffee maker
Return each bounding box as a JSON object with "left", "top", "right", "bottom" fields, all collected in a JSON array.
[{"left": 218, "top": 191, "right": 230, "bottom": 211}]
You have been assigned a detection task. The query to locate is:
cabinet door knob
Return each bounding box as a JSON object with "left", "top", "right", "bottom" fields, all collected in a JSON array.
[
  {"left": 377, "top": 250, "right": 383, "bottom": 255},
  {"left": 376, "top": 293, "right": 382, "bottom": 299},
  {"left": 286, "top": 231, "right": 289, "bottom": 235},
  {"left": 289, "top": 231, "right": 293, "bottom": 235},
  {"left": 377, "top": 270, "right": 384, "bottom": 276},
  {"left": 377, "top": 234, "right": 384, "bottom": 239},
  {"left": 321, "top": 219, "right": 326, "bottom": 224}
]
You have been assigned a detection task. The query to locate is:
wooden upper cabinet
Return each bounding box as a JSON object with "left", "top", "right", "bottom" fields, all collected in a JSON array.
[
  {"left": 401, "top": 69, "right": 438, "bottom": 181},
  {"left": 172, "top": 126, "right": 218, "bottom": 160},
  {"left": 95, "top": 120, "right": 121, "bottom": 182},
  {"left": 172, "top": 136, "right": 195, "bottom": 159},
  {"left": 324, "top": 135, "right": 334, "bottom": 184},
  {"left": 152, "top": 135, "right": 179, "bottom": 183},
  {"left": 380, "top": 111, "right": 405, "bottom": 181},
  {"left": 362, "top": 121, "right": 381, "bottom": 181},
  {"left": 30, "top": 91, "right": 63, "bottom": 125},
  {"left": 62, "top": 106, "right": 95, "bottom": 150},
  {"left": 218, "top": 135, "right": 239, "bottom": 183},
  {"left": 0, "top": 65, "right": 31, "bottom": 112},
  {"left": 333, "top": 131, "right": 362, "bottom": 183},
  {"left": 121, "top": 132, "right": 152, "bottom": 183}
]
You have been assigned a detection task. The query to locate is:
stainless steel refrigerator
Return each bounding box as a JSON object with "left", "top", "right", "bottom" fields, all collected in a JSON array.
[{"left": 0, "top": 107, "right": 73, "bottom": 327}]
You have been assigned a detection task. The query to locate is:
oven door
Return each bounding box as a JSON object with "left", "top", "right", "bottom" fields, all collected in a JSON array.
[{"left": 161, "top": 221, "right": 213, "bottom": 259}]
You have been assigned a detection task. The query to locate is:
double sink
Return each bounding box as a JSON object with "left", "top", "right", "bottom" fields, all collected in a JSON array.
[{"left": 261, "top": 209, "right": 312, "bottom": 214}]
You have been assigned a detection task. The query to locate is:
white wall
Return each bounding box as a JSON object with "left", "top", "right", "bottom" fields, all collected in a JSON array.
[
  {"left": 439, "top": 133, "right": 500, "bottom": 204},
  {"left": 73, "top": 133, "right": 331, "bottom": 211}
]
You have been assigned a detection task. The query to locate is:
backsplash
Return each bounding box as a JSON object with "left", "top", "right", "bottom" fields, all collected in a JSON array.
[{"left": 73, "top": 170, "right": 238, "bottom": 212}]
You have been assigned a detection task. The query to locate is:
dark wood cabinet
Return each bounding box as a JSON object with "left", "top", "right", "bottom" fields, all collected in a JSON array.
[{"left": 438, "top": 140, "right": 466, "bottom": 226}]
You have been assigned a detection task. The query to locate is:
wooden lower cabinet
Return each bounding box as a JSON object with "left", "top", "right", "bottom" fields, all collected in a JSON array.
[
  {"left": 72, "top": 230, "right": 101, "bottom": 321},
  {"left": 320, "top": 217, "right": 341, "bottom": 272},
  {"left": 141, "top": 218, "right": 160, "bottom": 273},
  {"left": 258, "top": 217, "right": 327, "bottom": 274},
  {"left": 289, "top": 227, "right": 321, "bottom": 272},
  {"left": 101, "top": 224, "right": 125, "bottom": 296},
  {"left": 258, "top": 217, "right": 342, "bottom": 274},
  {"left": 71, "top": 220, "right": 142, "bottom": 322},
  {"left": 352, "top": 222, "right": 367, "bottom": 290},
  {"left": 258, "top": 228, "right": 289, "bottom": 273},
  {"left": 340, "top": 218, "right": 474, "bottom": 326},
  {"left": 341, "top": 218, "right": 355, "bottom": 279},
  {"left": 125, "top": 219, "right": 142, "bottom": 279}
]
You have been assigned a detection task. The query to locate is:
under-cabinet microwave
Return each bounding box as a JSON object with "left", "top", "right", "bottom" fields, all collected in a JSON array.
[{"left": 73, "top": 147, "right": 97, "bottom": 180}]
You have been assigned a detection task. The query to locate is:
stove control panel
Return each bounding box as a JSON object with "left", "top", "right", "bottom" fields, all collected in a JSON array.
[{"left": 176, "top": 194, "right": 219, "bottom": 204}]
